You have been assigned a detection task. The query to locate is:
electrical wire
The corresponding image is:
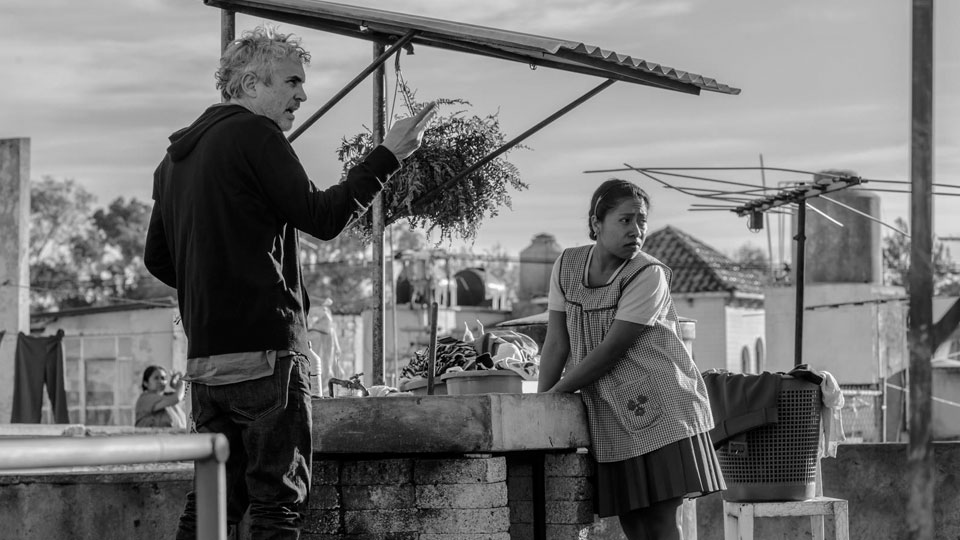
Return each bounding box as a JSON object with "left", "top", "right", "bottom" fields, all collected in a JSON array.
[
  {"left": 806, "top": 203, "right": 844, "bottom": 228},
  {"left": 819, "top": 195, "right": 909, "bottom": 237},
  {"left": 862, "top": 188, "right": 960, "bottom": 197},
  {"left": 857, "top": 178, "right": 960, "bottom": 190}
]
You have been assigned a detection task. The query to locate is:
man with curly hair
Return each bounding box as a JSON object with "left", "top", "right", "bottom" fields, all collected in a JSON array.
[{"left": 144, "top": 26, "right": 435, "bottom": 539}]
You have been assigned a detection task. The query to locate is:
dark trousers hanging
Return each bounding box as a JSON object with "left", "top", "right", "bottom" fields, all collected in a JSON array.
[{"left": 11, "top": 330, "right": 70, "bottom": 423}]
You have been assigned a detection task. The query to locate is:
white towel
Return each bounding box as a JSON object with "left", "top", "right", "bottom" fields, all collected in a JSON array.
[{"left": 819, "top": 371, "right": 846, "bottom": 458}]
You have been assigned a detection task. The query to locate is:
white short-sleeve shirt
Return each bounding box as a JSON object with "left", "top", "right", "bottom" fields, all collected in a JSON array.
[{"left": 547, "top": 246, "right": 669, "bottom": 326}]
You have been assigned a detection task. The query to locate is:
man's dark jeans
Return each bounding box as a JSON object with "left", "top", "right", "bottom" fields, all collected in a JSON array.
[{"left": 176, "top": 354, "right": 312, "bottom": 540}]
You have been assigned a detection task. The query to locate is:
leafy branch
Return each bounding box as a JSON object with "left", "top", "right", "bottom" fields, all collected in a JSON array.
[{"left": 337, "top": 85, "right": 528, "bottom": 244}]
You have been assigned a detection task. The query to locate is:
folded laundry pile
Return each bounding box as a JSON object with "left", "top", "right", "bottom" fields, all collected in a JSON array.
[{"left": 399, "top": 326, "right": 540, "bottom": 389}]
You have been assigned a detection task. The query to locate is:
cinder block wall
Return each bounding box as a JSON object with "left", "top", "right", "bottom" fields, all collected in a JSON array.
[
  {"left": 301, "top": 455, "right": 512, "bottom": 540},
  {"left": 0, "top": 467, "right": 191, "bottom": 540}
]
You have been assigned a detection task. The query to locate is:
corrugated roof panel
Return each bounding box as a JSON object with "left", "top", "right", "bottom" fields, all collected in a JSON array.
[{"left": 205, "top": 0, "right": 740, "bottom": 96}]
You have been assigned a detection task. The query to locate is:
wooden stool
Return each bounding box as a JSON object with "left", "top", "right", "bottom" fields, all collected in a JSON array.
[{"left": 723, "top": 496, "right": 849, "bottom": 540}]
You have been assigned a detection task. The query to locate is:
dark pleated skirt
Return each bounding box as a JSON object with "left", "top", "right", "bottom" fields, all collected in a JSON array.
[{"left": 595, "top": 431, "right": 726, "bottom": 517}]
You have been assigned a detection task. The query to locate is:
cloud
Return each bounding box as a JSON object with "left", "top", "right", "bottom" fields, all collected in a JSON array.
[{"left": 4, "top": 0, "right": 959, "bottom": 255}]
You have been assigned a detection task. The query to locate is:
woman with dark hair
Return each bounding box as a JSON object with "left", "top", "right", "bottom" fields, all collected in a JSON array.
[
  {"left": 135, "top": 365, "right": 187, "bottom": 428},
  {"left": 538, "top": 178, "right": 724, "bottom": 539}
]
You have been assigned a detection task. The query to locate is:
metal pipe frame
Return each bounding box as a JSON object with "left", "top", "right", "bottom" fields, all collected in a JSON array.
[
  {"left": 794, "top": 199, "right": 806, "bottom": 367},
  {"left": 288, "top": 30, "right": 418, "bottom": 143},
  {"left": 220, "top": 9, "right": 235, "bottom": 54},
  {"left": 0, "top": 434, "right": 230, "bottom": 540},
  {"left": 371, "top": 41, "right": 388, "bottom": 385}
]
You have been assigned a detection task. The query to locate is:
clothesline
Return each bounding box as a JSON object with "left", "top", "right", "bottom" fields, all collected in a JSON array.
[{"left": 885, "top": 382, "right": 960, "bottom": 409}]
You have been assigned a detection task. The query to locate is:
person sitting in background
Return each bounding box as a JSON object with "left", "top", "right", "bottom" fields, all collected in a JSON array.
[{"left": 135, "top": 365, "right": 187, "bottom": 429}]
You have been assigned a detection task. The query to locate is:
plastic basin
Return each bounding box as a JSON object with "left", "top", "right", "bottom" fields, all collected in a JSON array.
[{"left": 440, "top": 370, "right": 523, "bottom": 395}]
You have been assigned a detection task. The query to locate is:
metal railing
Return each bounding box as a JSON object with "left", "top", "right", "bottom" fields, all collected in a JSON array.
[{"left": 0, "top": 433, "right": 229, "bottom": 540}]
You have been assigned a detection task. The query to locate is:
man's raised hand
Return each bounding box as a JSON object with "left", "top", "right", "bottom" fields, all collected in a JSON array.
[{"left": 381, "top": 101, "right": 438, "bottom": 161}]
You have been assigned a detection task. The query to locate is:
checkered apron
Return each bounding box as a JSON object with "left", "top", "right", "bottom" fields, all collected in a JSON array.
[{"left": 558, "top": 245, "right": 714, "bottom": 462}]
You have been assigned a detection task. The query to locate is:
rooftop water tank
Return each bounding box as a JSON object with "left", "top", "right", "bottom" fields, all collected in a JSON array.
[
  {"left": 455, "top": 267, "right": 507, "bottom": 310},
  {"left": 518, "top": 233, "right": 562, "bottom": 301},
  {"left": 793, "top": 170, "right": 882, "bottom": 284}
]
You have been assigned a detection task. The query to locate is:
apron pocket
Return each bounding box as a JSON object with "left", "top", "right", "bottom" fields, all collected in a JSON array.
[{"left": 607, "top": 375, "right": 662, "bottom": 432}]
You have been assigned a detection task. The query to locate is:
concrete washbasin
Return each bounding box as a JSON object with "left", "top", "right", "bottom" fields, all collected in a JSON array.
[{"left": 311, "top": 392, "right": 590, "bottom": 454}]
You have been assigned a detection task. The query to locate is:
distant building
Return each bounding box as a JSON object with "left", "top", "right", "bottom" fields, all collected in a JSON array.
[
  {"left": 29, "top": 301, "right": 185, "bottom": 425},
  {"left": 642, "top": 225, "right": 767, "bottom": 374}
]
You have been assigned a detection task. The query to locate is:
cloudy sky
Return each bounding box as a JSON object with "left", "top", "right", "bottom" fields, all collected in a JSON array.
[{"left": 3, "top": 0, "right": 958, "bottom": 265}]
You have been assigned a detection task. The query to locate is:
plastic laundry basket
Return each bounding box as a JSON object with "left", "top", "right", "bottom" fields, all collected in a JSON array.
[{"left": 717, "top": 375, "right": 822, "bottom": 502}]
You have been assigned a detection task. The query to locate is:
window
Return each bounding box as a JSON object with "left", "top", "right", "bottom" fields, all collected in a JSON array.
[
  {"left": 755, "top": 338, "right": 765, "bottom": 372},
  {"left": 741, "top": 346, "right": 754, "bottom": 374},
  {"left": 49, "top": 335, "right": 139, "bottom": 425}
]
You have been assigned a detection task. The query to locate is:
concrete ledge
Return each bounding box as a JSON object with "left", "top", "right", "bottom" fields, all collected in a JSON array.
[
  {"left": 0, "top": 423, "right": 189, "bottom": 438},
  {"left": 312, "top": 393, "right": 589, "bottom": 453}
]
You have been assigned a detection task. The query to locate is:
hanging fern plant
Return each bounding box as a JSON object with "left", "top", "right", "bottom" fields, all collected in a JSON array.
[{"left": 336, "top": 84, "right": 528, "bottom": 244}]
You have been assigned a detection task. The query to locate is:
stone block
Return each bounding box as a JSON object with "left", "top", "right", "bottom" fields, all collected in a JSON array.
[
  {"left": 507, "top": 474, "right": 532, "bottom": 501},
  {"left": 342, "top": 484, "right": 415, "bottom": 510},
  {"left": 414, "top": 457, "right": 506, "bottom": 484},
  {"left": 309, "top": 484, "right": 340, "bottom": 509},
  {"left": 506, "top": 456, "right": 532, "bottom": 478},
  {"left": 419, "top": 534, "right": 511, "bottom": 540},
  {"left": 508, "top": 475, "right": 592, "bottom": 502},
  {"left": 510, "top": 522, "right": 534, "bottom": 540},
  {"left": 507, "top": 499, "right": 593, "bottom": 525},
  {"left": 302, "top": 509, "right": 340, "bottom": 535},
  {"left": 544, "top": 452, "right": 594, "bottom": 477},
  {"left": 343, "top": 509, "right": 418, "bottom": 534},
  {"left": 417, "top": 507, "right": 510, "bottom": 534},
  {"left": 546, "top": 477, "right": 593, "bottom": 501},
  {"left": 416, "top": 482, "right": 508, "bottom": 509},
  {"left": 546, "top": 523, "right": 593, "bottom": 539},
  {"left": 312, "top": 459, "right": 340, "bottom": 485},
  {"left": 302, "top": 534, "right": 417, "bottom": 540},
  {"left": 509, "top": 499, "right": 533, "bottom": 523},
  {"left": 545, "top": 500, "right": 595, "bottom": 524},
  {"left": 511, "top": 521, "right": 593, "bottom": 539},
  {"left": 341, "top": 459, "right": 413, "bottom": 486}
]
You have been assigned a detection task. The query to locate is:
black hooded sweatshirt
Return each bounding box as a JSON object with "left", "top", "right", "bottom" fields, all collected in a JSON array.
[{"left": 144, "top": 104, "right": 399, "bottom": 359}]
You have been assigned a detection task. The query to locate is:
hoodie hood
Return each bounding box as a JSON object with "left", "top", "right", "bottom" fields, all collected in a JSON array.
[{"left": 167, "top": 104, "right": 250, "bottom": 162}]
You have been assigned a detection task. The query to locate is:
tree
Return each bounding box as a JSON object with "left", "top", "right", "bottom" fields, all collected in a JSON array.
[
  {"left": 882, "top": 217, "right": 959, "bottom": 294},
  {"left": 93, "top": 197, "right": 152, "bottom": 261},
  {"left": 730, "top": 243, "right": 770, "bottom": 272},
  {"left": 729, "top": 242, "right": 779, "bottom": 285},
  {"left": 91, "top": 196, "right": 173, "bottom": 302},
  {"left": 29, "top": 176, "right": 165, "bottom": 311},
  {"left": 29, "top": 176, "right": 100, "bottom": 310}
]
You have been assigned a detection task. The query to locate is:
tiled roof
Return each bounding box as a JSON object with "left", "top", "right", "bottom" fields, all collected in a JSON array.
[{"left": 643, "top": 226, "right": 765, "bottom": 295}]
